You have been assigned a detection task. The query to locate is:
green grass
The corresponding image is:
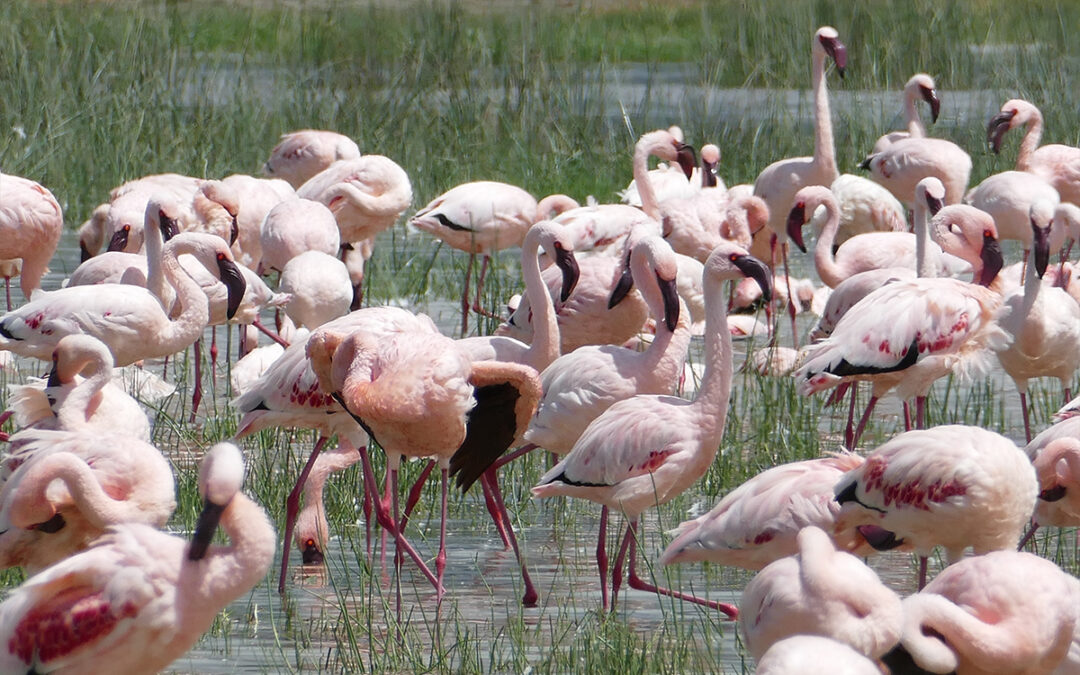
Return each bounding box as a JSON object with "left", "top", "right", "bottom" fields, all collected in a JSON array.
[{"left": 2, "top": 0, "right": 1080, "bottom": 672}]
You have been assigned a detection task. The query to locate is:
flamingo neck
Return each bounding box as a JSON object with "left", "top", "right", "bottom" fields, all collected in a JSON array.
[
  {"left": 55, "top": 363, "right": 110, "bottom": 431},
  {"left": 914, "top": 202, "right": 936, "bottom": 279},
  {"left": 633, "top": 141, "right": 665, "bottom": 221},
  {"left": 1015, "top": 112, "right": 1044, "bottom": 172},
  {"left": 903, "top": 93, "right": 927, "bottom": 139},
  {"left": 812, "top": 199, "right": 845, "bottom": 288},
  {"left": 192, "top": 493, "right": 276, "bottom": 603},
  {"left": 523, "top": 236, "right": 560, "bottom": 370},
  {"left": 156, "top": 245, "right": 211, "bottom": 358},
  {"left": 1021, "top": 256, "right": 1041, "bottom": 317},
  {"left": 811, "top": 50, "right": 838, "bottom": 182},
  {"left": 145, "top": 215, "right": 166, "bottom": 301},
  {"left": 691, "top": 274, "right": 735, "bottom": 439},
  {"left": 13, "top": 453, "right": 139, "bottom": 530}
]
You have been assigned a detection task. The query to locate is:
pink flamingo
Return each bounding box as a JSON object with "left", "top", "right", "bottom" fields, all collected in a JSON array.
[
  {"left": 531, "top": 241, "right": 771, "bottom": 616},
  {"left": 101, "top": 173, "right": 203, "bottom": 253},
  {"left": 277, "top": 250, "right": 353, "bottom": 331},
  {"left": 809, "top": 174, "right": 907, "bottom": 248},
  {"left": 860, "top": 128, "right": 972, "bottom": 207},
  {"left": 257, "top": 198, "right": 341, "bottom": 275},
  {"left": 0, "top": 426, "right": 176, "bottom": 575},
  {"left": 263, "top": 129, "right": 361, "bottom": 189},
  {"left": 0, "top": 442, "right": 274, "bottom": 674},
  {"left": 887, "top": 550, "right": 1080, "bottom": 674},
  {"left": 0, "top": 172, "right": 64, "bottom": 309},
  {"left": 988, "top": 98, "right": 1080, "bottom": 204},
  {"left": 965, "top": 168, "right": 1059, "bottom": 254},
  {"left": 738, "top": 526, "right": 903, "bottom": 662},
  {"left": 834, "top": 425, "right": 1037, "bottom": 588},
  {"left": 994, "top": 201, "right": 1080, "bottom": 442},
  {"left": 871, "top": 73, "right": 940, "bottom": 153},
  {"left": 292, "top": 445, "right": 363, "bottom": 565},
  {"left": 1027, "top": 437, "right": 1080, "bottom": 535},
  {"left": 659, "top": 453, "right": 877, "bottom": 570},
  {"left": 214, "top": 173, "right": 296, "bottom": 269},
  {"left": 76, "top": 203, "right": 111, "bottom": 262},
  {"left": 0, "top": 229, "right": 245, "bottom": 365},
  {"left": 757, "top": 636, "right": 884, "bottom": 675}
]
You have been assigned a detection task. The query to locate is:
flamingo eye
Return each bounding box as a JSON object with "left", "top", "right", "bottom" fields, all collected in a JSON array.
[
  {"left": 984, "top": 229, "right": 993, "bottom": 238},
  {"left": 217, "top": 252, "right": 226, "bottom": 261},
  {"left": 729, "top": 253, "right": 739, "bottom": 263},
  {"left": 305, "top": 538, "right": 316, "bottom": 548},
  {"left": 122, "top": 224, "right": 131, "bottom": 232}
]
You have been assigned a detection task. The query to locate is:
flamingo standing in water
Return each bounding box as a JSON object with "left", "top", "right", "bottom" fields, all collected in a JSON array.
[
  {"left": 987, "top": 98, "right": 1080, "bottom": 204},
  {"left": 0, "top": 172, "right": 64, "bottom": 309},
  {"left": 871, "top": 72, "right": 941, "bottom": 153},
  {"left": 263, "top": 129, "right": 361, "bottom": 189},
  {"left": 834, "top": 425, "right": 1037, "bottom": 588},
  {"left": 0, "top": 442, "right": 274, "bottom": 674},
  {"left": 531, "top": 241, "right": 771, "bottom": 615}
]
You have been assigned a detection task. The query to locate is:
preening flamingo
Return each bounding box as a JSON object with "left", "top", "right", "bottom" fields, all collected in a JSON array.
[
  {"left": 659, "top": 453, "right": 876, "bottom": 569},
  {"left": 738, "top": 526, "right": 903, "bottom": 662},
  {"left": 619, "top": 126, "right": 698, "bottom": 207},
  {"left": 215, "top": 173, "right": 297, "bottom": 269},
  {"left": 993, "top": 201, "right": 1080, "bottom": 442},
  {"left": 77, "top": 203, "right": 111, "bottom": 262},
  {"left": 1028, "top": 437, "right": 1080, "bottom": 533},
  {"left": 987, "top": 98, "right": 1080, "bottom": 204},
  {"left": 809, "top": 173, "right": 907, "bottom": 247},
  {"left": 277, "top": 250, "right": 353, "bottom": 330},
  {"left": 532, "top": 241, "right": 771, "bottom": 615},
  {"left": 0, "top": 427, "right": 176, "bottom": 575},
  {"left": 0, "top": 172, "right": 64, "bottom": 309},
  {"left": 965, "top": 167, "right": 1059, "bottom": 252},
  {"left": 0, "top": 442, "right": 274, "bottom": 675},
  {"left": 101, "top": 173, "right": 203, "bottom": 253},
  {"left": 834, "top": 425, "right": 1037, "bottom": 587},
  {"left": 757, "top": 636, "right": 883, "bottom": 675},
  {"left": 0, "top": 227, "right": 246, "bottom": 366},
  {"left": 886, "top": 550, "right": 1080, "bottom": 675},
  {"left": 263, "top": 129, "right": 361, "bottom": 189},
  {"left": 861, "top": 130, "right": 972, "bottom": 207},
  {"left": 257, "top": 198, "right": 341, "bottom": 274},
  {"left": 871, "top": 72, "right": 940, "bottom": 153}
]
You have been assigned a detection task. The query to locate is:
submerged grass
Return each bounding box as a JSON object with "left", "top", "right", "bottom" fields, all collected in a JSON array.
[{"left": 2, "top": 0, "right": 1080, "bottom": 672}]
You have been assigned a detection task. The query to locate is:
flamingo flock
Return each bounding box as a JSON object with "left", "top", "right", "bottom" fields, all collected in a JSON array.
[{"left": 0, "top": 21, "right": 1079, "bottom": 675}]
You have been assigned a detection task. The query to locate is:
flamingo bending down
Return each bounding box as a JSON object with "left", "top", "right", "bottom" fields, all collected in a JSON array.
[
  {"left": 987, "top": 98, "right": 1080, "bottom": 204},
  {"left": 531, "top": 242, "right": 771, "bottom": 615},
  {"left": 886, "top": 550, "right": 1080, "bottom": 674},
  {"left": 0, "top": 227, "right": 246, "bottom": 367},
  {"left": 834, "top": 425, "right": 1037, "bottom": 588},
  {"left": 277, "top": 250, "right": 353, "bottom": 331},
  {"left": 757, "top": 636, "right": 883, "bottom": 675},
  {"left": 0, "top": 442, "right": 274, "bottom": 674},
  {"left": 738, "top": 526, "right": 903, "bottom": 662},
  {"left": 0, "top": 427, "right": 177, "bottom": 575},
  {"left": 77, "top": 203, "right": 111, "bottom": 262},
  {"left": 293, "top": 444, "right": 363, "bottom": 564},
  {"left": 659, "top": 453, "right": 877, "bottom": 570},
  {"left": 0, "top": 172, "right": 64, "bottom": 309},
  {"left": 1027, "top": 437, "right": 1080, "bottom": 535},
  {"left": 263, "top": 129, "right": 361, "bottom": 189},
  {"left": 101, "top": 173, "right": 203, "bottom": 254},
  {"left": 871, "top": 72, "right": 940, "bottom": 154},
  {"left": 258, "top": 198, "right": 341, "bottom": 274},
  {"left": 965, "top": 168, "right": 1059, "bottom": 252}
]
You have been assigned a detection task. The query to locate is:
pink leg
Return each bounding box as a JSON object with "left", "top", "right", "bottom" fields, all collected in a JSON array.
[
  {"left": 1020, "top": 391, "right": 1033, "bottom": 444},
  {"left": 436, "top": 467, "right": 449, "bottom": 607},
  {"left": 594, "top": 506, "right": 609, "bottom": 611},
  {"left": 917, "top": 556, "right": 928, "bottom": 590},
  {"left": 399, "top": 459, "right": 436, "bottom": 532},
  {"left": 210, "top": 325, "right": 219, "bottom": 368},
  {"left": 903, "top": 400, "right": 913, "bottom": 431},
  {"left": 850, "top": 396, "right": 879, "bottom": 449},
  {"left": 1017, "top": 520, "right": 1039, "bottom": 551},
  {"left": 781, "top": 256, "right": 798, "bottom": 349},
  {"left": 481, "top": 467, "right": 539, "bottom": 606},
  {"left": 253, "top": 318, "right": 290, "bottom": 347},
  {"left": 480, "top": 471, "right": 513, "bottom": 549},
  {"left": 0, "top": 409, "right": 11, "bottom": 443},
  {"left": 278, "top": 436, "right": 330, "bottom": 593},
  {"left": 4, "top": 277, "right": 10, "bottom": 311},
  {"left": 461, "top": 252, "right": 475, "bottom": 336},
  {"left": 189, "top": 339, "right": 203, "bottom": 423},
  {"left": 360, "top": 447, "right": 374, "bottom": 561},
  {"left": 610, "top": 518, "right": 634, "bottom": 612},
  {"left": 625, "top": 520, "right": 739, "bottom": 619},
  {"left": 843, "top": 384, "right": 859, "bottom": 449},
  {"left": 492, "top": 443, "right": 538, "bottom": 471},
  {"left": 915, "top": 396, "right": 927, "bottom": 429},
  {"left": 472, "top": 254, "right": 491, "bottom": 314}
]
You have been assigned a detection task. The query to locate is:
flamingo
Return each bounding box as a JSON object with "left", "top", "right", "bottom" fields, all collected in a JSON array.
[
  {"left": 809, "top": 173, "right": 907, "bottom": 247},
  {"left": 76, "top": 203, "right": 111, "bottom": 262},
  {"left": 0, "top": 228, "right": 247, "bottom": 366},
  {"left": 834, "top": 425, "right": 1037, "bottom": 588},
  {"left": 101, "top": 173, "right": 203, "bottom": 253},
  {"left": 188, "top": 180, "right": 241, "bottom": 247},
  {"left": 307, "top": 315, "right": 542, "bottom": 608},
  {"left": 738, "top": 526, "right": 903, "bottom": 662},
  {"left": 619, "top": 126, "right": 698, "bottom": 207},
  {"left": 0, "top": 427, "right": 176, "bottom": 575},
  {"left": 659, "top": 453, "right": 878, "bottom": 569},
  {"left": 523, "top": 233, "right": 691, "bottom": 457},
  {"left": 257, "top": 198, "right": 340, "bottom": 275},
  {"left": 1029, "top": 437, "right": 1080, "bottom": 532},
  {"left": 263, "top": 129, "right": 361, "bottom": 189},
  {"left": 871, "top": 72, "right": 940, "bottom": 153},
  {"left": 860, "top": 129, "right": 972, "bottom": 208},
  {"left": 531, "top": 241, "right": 771, "bottom": 615},
  {"left": 277, "top": 250, "right": 353, "bottom": 330},
  {"left": 0, "top": 172, "right": 64, "bottom": 309},
  {"left": 886, "top": 550, "right": 1080, "bottom": 674},
  {"left": 987, "top": 98, "right": 1080, "bottom": 204},
  {"left": 757, "top": 636, "right": 884, "bottom": 675},
  {"left": 993, "top": 201, "right": 1080, "bottom": 442},
  {"left": 216, "top": 173, "right": 297, "bottom": 269},
  {"left": 292, "top": 444, "right": 363, "bottom": 565},
  {"left": 0, "top": 442, "right": 274, "bottom": 674},
  {"left": 965, "top": 168, "right": 1059, "bottom": 252}
]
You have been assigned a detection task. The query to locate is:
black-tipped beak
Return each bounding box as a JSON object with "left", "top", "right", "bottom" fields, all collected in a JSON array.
[
  {"left": 79, "top": 241, "right": 92, "bottom": 263},
  {"left": 301, "top": 538, "right": 325, "bottom": 565},
  {"left": 657, "top": 273, "right": 680, "bottom": 332},
  {"left": 106, "top": 225, "right": 130, "bottom": 252},
  {"left": 701, "top": 158, "right": 719, "bottom": 188},
  {"left": 786, "top": 204, "right": 808, "bottom": 253},
  {"left": 922, "top": 86, "right": 941, "bottom": 124},
  {"left": 987, "top": 110, "right": 1017, "bottom": 154},
  {"left": 188, "top": 498, "right": 227, "bottom": 561},
  {"left": 158, "top": 211, "right": 180, "bottom": 242},
  {"left": 230, "top": 214, "right": 239, "bottom": 246},
  {"left": 733, "top": 253, "right": 772, "bottom": 302},
  {"left": 45, "top": 365, "right": 61, "bottom": 389},
  {"left": 856, "top": 525, "right": 905, "bottom": 552},
  {"left": 926, "top": 194, "right": 945, "bottom": 217},
  {"left": 1040, "top": 484, "right": 1067, "bottom": 502},
  {"left": 821, "top": 36, "right": 847, "bottom": 78},
  {"left": 674, "top": 143, "right": 697, "bottom": 180},
  {"left": 979, "top": 233, "right": 1004, "bottom": 287},
  {"left": 1032, "top": 220, "right": 1051, "bottom": 279},
  {"left": 217, "top": 256, "right": 247, "bottom": 319},
  {"left": 858, "top": 154, "right": 874, "bottom": 171},
  {"left": 555, "top": 244, "right": 579, "bottom": 302},
  {"left": 608, "top": 256, "right": 635, "bottom": 309}
]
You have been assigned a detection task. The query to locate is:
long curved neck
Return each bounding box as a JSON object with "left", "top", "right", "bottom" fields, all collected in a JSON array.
[
  {"left": 12, "top": 453, "right": 143, "bottom": 529},
  {"left": 145, "top": 216, "right": 166, "bottom": 300},
  {"left": 156, "top": 246, "right": 211, "bottom": 355},
  {"left": 524, "top": 236, "right": 560, "bottom": 370},
  {"left": 1021, "top": 256, "right": 1041, "bottom": 317},
  {"left": 914, "top": 201, "right": 935, "bottom": 278},
  {"left": 55, "top": 363, "right": 110, "bottom": 431},
  {"left": 692, "top": 274, "right": 735, "bottom": 441},
  {"left": 811, "top": 49, "right": 838, "bottom": 180},
  {"left": 812, "top": 200, "right": 845, "bottom": 288},
  {"left": 1015, "top": 113, "right": 1044, "bottom": 171},
  {"left": 633, "top": 142, "right": 664, "bottom": 221},
  {"left": 903, "top": 92, "right": 927, "bottom": 138},
  {"left": 190, "top": 493, "right": 276, "bottom": 603}
]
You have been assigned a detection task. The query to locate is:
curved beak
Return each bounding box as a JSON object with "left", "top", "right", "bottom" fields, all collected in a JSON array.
[
  {"left": 188, "top": 498, "right": 227, "bottom": 561},
  {"left": 786, "top": 203, "right": 808, "bottom": 253},
  {"left": 657, "top": 273, "right": 680, "bottom": 332},
  {"left": 921, "top": 86, "right": 941, "bottom": 124},
  {"left": 675, "top": 143, "right": 697, "bottom": 180},
  {"left": 733, "top": 253, "right": 773, "bottom": 302},
  {"left": 978, "top": 233, "right": 1004, "bottom": 287},
  {"left": 926, "top": 194, "right": 945, "bottom": 217},
  {"left": 217, "top": 256, "right": 247, "bottom": 319},
  {"left": 608, "top": 255, "right": 635, "bottom": 309},
  {"left": 821, "top": 36, "right": 847, "bottom": 78},
  {"left": 1032, "top": 219, "right": 1051, "bottom": 278},
  {"left": 986, "top": 110, "right": 1017, "bottom": 154},
  {"left": 301, "top": 538, "right": 325, "bottom": 565},
  {"left": 79, "top": 241, "right": 92, "bottom": 263},
  {"left": 554, "top": 244, "right": 579, "bottom": 302},
  {"left": 701, "top": 158, "right": 719, "bottom": 188},
  {"left": 230, "top": 214, "right": 239, "bottom": 246},
  {"left": 158, "top": 210, "right": 180, "bottom": 242},
  {"left": 106, "top": 226, "right": 130, "bottom": 253}
]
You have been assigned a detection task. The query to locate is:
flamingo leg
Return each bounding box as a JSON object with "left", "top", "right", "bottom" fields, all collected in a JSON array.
[
  {"left": 252, "top": 318, "right": 290, "bottom": 348},
  {"left": 781, "top": 246, "right": 799, "bottom": 349},
  {"left": 1017, "top": 520, "right": 1039, "bottom": 551},
  {"left": 917, "top": 556, "right": 928, "bottom": 590},
  {"left": 436, "top": 467, "right": 449, "bottom": 607},
  {"left": 492, "top": 443, "right": 538, "bottom": 471},
  {"left": 596, "top": 506, "right": 611, "bottom": 612},
  {"left": 399, "top": 459, "right": 436, "bottom": 532},
  {"left": 1020, "top": 391, "right": 1033, "bottom": 444},
  {"left": 4, "top": 277, "right": 10, "bottom": 311},
  {"left": 480, "top": 471, "right": 513, "bottom": 549},
  {"left": 481, "top": 467, "right": 538, "bottom": 606},
  {"left": 610, "top": 517, "right": 633, "bottom": 612},
  {"left": 360, "top": 446, "right": 374, "bottom": 561},
  {"left": 625, "top": 519, "right": 739, "bottom": 618},
  {"left": 903, "top": 400, "right": 913, "bottom": 431},
  {"left": 461, "top": 252, "right": 475, "bottom": 336},
  {"left": 843, "top": 383, "right": 859, "bottom": 449},
  {"left": 471, "top": 253, "right": 491, "bottom": 315},
  {"left": 850, "top": 396, "right": 879, "bottom": 449},
  {"left": 210, "top": 325, "right": 219, "bottom": 369},
  {"left": 278, "top": 436, "right": 329, "bottom": 593},
  {"left": 190, "top": 338, "right": 204, "bottom": 423}
]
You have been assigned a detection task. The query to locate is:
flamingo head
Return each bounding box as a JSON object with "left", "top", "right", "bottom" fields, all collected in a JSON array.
[
  {"left": 106, "top": 223, "right": 133, "bottom": 252},
  {"left": 189, "top": 442, "right": 246, "bottom": 561},
  {"left": 919, "top": 84, "right": 940, "bottom": 124},
  {"left": 979, "top": 231, "right": 1004, "bottom": 287},
  {"left": 674, "top": 142, "right": 697, "bottom": 180},
  {"left": 986, "top": 107, "right": 1018, "bottom": 153},
  {"left": 608, "top": 250, "right": 635, "bottom": 309},
  {"left": 730, "top": 252, "right": 772, "bottom": 303},
  {"left": 300, "top": 536, "right": 325, "bottom": 565},
  {"left": 786, "top": 201, "right": 809, "bottom": 253},
  {"left": 700, "top": 144, "right": 721, "bottom": 188},
  {"left": 553, "top": 241, "right": 579, "bottom": 302},
  {"left": 916, "top": 177, "right": 946, "bottom": 217},
  {"left": 816, "top": 27, "right": 847, "bottom": 78},
  {"left": 657, "top": 270, "right": 680, "bottom": 332},
  {"left": 1031, "top": 202, "right": 1054, "bottom": 279}
]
